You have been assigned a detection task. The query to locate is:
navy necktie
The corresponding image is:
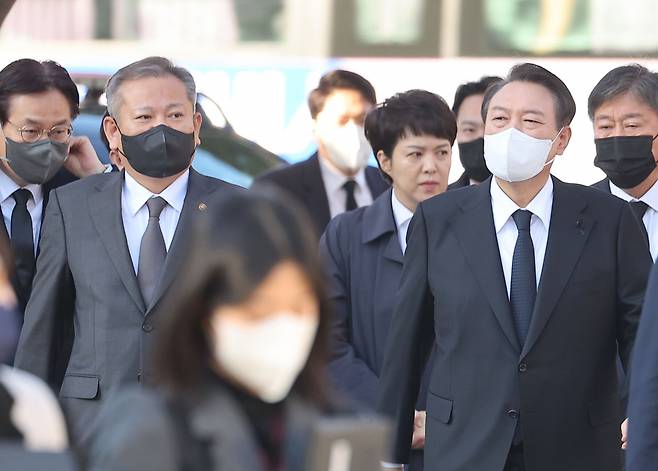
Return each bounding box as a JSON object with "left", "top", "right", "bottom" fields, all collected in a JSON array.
[
  {"left": 343, "top": 180, "right": 357, "bottom": 211},
  {"left": 10, "top": 189, "right": 35, "bottom": 310},
  {"left": 510, "top": 209, "right": 536, "bottom": 346}
]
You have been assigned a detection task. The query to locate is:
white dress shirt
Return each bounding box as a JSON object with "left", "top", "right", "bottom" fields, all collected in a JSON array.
[
  {"left": 391, "top": 189, "right": 414, "bottom": 254},
  {"left": 121, "top": 170, "right": 189, "bottom": 274},
  {"left": 318, "top": 156, "right": 373, "bottom": 218},
  {"left": 0, "top": 170, "right": 43, "bottom": 255},
  {"left": 490, "top": 177, "right": 553, "bottom": 297},
  {"left": 609, "top": 180, "right": 658, "bottom": 262}
]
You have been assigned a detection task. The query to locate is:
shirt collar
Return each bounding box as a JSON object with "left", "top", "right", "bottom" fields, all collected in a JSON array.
[
  {"left": 391, "top": 188, "right": 414, "bottom": 232},
  {"left": 123, "top": 169, "right": 189, "bottom": 216},
  {"left": 318, "top": 155, "right": 368, "bottom": 195},
  {"left": 0, "top": 168, "right": 43, "bottom": 204},
  {"left": 609, "top": 179, "right": 658, "bottom": 212},
  {"left": 490, "top": 177, "right": 554, "bottom": 234}
]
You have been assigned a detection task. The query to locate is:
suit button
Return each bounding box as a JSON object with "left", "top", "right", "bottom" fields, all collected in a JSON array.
[
  {"left": 518, "top": 362, "right": 527, "bottom": 372},
  {"left": 507, "top": 410, "right": 519, "bottom": 419},
  {"left": 142, "top": 323, "right": 153, "bottom": 333}
]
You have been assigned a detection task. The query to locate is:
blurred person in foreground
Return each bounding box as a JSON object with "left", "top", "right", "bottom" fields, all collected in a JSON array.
[
  {"left": 377, "top": 63, "right": 650, "bottom": 470},
  {"left": 590, "top": 64, "right": 658, "bottom": 262},
  {"left": 320, "top": 89, "right": 456, "bottom": 470},
  {"left": 448, "top": 76, "right": 502, "bottom": 190},
  {"left": 253, "top": 69, "right": 388, "bottom": 238},
  {"left": 627, "top": 259, "right": 658, "bottom": 470},
  {"left": 0, "top": 229, "right": 68, "bottom": 453},
  {"left": 88, "top": 189, "right": 357, "bottom": 470},
  {"left": 14, "top": 56, "right": 240, "bottom": 448}
]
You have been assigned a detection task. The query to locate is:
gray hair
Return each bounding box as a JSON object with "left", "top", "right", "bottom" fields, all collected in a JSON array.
[
  {"left": 588, "top": 64, "right": 658, "bottom": 120},
  {"left": 105, "top": 56, "right": 196, "bottom": 118}
]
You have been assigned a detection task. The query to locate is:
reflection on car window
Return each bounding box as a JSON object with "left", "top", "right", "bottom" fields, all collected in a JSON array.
[{"left": 193, "top": 148, "right": 253, "bottom": 188}]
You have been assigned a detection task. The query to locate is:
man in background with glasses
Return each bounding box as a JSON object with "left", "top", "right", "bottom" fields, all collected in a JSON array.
[{"left": 0, "top": 59, "right": 107, "bottom": 315}]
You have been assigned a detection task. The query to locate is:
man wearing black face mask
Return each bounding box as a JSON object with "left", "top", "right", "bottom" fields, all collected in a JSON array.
[
  {"left": 0, "top": 59, "right": 109, "bottom": 313},
  {"left": 448, "top": 76, "right": 502, "bottom": 190},
  {"left": 590, "top": 64, "right": 658, "bottom": 261},
  {"left": 14, "top": 56, "right": 240, "bottom": 448}
]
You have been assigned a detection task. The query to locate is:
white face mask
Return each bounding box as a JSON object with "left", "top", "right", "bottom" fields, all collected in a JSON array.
[
  {"left": 484, "top": 127, "right": 562, "bottom": 182},
  {"left": 316, "top": 120, "right": 372, "bottom": 174},
  {"left": 210, "top": 311, "right": 319, "bottom": 403}
]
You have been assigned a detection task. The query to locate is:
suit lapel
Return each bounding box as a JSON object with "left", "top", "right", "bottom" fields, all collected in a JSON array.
[
  {"left": 451, "top": 179, "right": 521, "bottom": 352},
  {"left": 521, "top": 178, "right": 592, "bottom": 358},
  {"left": 89, "top": 171, "right": 146, "bottom": 312},
  {"left": 302, "top": 155, "right": 331, "bottom": 233},
  {"left": 146, "top": 169, "right": 217, "bottom": 316},
  {"left": 362, "top": 189, "right": 403, "bottom": 265}
]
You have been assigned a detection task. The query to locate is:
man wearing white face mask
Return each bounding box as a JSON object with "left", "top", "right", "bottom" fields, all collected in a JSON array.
[
  {"left": 253, "top": 70, "right": 389, "bottom": 238},
  {"left": 377, "top": 63, "right": 651, "bottom": 471}
]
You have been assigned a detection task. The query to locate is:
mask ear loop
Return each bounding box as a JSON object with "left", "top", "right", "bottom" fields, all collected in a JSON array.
[
  {"left": 107, "top": 115, "right": 128, "bottom": 159},
  {"left": 543, "top": 126, "right": 565, "bottom": 168}
]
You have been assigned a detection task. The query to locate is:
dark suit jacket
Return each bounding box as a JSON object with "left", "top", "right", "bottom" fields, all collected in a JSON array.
[
  {"left": 88, "top": 384, "right": 344, "bottom": 471},
  {"left": 377, "top": 176, "right": 651, "bottom": 471},
  {"left": 13, "top": 169, "right": 239, "bottom": 446},
  {"left": 253, "top": 153, "right": 389, "bottom": 238},
  {"left": 447, "top": 172, "right": 470, "bottom": 191},
  {"left": 592, "top": 177, "right": 611, "bottom": 193},
  {"left": 627, "top": 261, "right": 658, "bottom": 471},
  {"left": 0, "top": 168, "right": 77, "bottom": 312}
]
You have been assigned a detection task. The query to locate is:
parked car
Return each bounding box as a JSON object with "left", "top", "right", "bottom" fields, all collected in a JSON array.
[{"left": 72, "top": 74, "right": 286, "bottom": 187}]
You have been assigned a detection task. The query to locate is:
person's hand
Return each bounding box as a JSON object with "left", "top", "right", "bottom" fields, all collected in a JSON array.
[
  {"left": 621, "top": 418, "right": 628, "bottom": 450},
  {"left": 64, "top": 136, "right": 106, "bottom": 177},
  {"left": 411, "top": 410, "right": 426, "bottom": 450}
]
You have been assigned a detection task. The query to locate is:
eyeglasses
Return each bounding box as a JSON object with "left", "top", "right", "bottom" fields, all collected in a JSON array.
[{"left": 5, "top": 120, "right": 72, "bottom": 144}]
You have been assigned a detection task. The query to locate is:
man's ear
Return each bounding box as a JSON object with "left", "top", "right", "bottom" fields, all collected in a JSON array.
[
  {"left": 103, "top": 116, "right": 122, "bottom": 152},
  {"left": 193, "top": 111, "right": 203, "bottom": 146},
  {"left": 555, "top": 126, "right": 572, "bottom": 156}
]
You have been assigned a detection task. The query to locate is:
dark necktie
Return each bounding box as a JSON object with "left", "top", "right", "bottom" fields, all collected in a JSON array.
[
  {"left": 10, "top": 189, "right": 35, "bottom": 309},
  {"left": 343, "top": 180, "right": 357, "bottom": 212},
  {"left": 629, "top": 201, "right": 650, "bottom": 251},
  {"left": 510, "top": 210, "right": 536, "bottom": 347},
  {"left": 137, "top": 197, "right": 168, "bottom": 308}
]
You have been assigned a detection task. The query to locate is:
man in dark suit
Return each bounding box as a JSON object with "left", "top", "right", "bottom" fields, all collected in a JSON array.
[
  {"left": 589, "top": 64, "right": 658, "bottom": 262},
  {"left": 627, "top": 260, "right": 658, "bottom": 470},
  {"left": 448, "top": 76, "right": 501, "bottom": 190},
  {"left": 0, "top": 59, "right": 109, "bottom": 313},
  {"left": 377, "top": 63, "right": 651, "bottom": 471},
  {"left": 253, "top": 70, "right": 388, "bottom": 237},
  {"left": 14, "top": 57, "right": 239, "bottom": 446},
  {"left": 320, "top": 90, "right": 456, "bottom": 470}
]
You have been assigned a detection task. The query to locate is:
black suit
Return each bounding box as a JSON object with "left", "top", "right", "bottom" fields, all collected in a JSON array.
[
  {"left": 0, "top": 168, "right": 77, "bottom": 312},
  {"left": 592, "top": 177, "right": 611, "bottom": 193},
  {"left": 378, "top": 176, "right": 650, "bottom": 470},
  {"left": 14, "top": 169, "right": 240, "bottom": 445},
  {"left": 447, "top": 172, "right": 470, "bottom": 191},
  {"left": 253, "top": 153, "right": 388, "bottom": 237}
]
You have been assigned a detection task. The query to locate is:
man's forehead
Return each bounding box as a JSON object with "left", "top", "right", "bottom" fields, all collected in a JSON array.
[
  {"left": 490, "top": 82, "right": 556, "bottom": 114},
  {"left": 594, "top": 92, "right": 658, "bottom": 119}
]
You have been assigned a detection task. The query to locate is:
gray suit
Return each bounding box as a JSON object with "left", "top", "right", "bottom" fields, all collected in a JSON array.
[
  {"left": 88, "top": 385, "right": 320, "bottom": 471},
  {"left": 14, "top": 169, "right": 238, "bottom": 445}
]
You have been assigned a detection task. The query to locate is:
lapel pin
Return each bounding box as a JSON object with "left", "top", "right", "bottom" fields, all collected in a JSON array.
[{"left": 198, "top": 202, "right": 208, "bottom": 212}]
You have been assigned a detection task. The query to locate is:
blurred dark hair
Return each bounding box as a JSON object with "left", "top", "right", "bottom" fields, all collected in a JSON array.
[
  {"left": 308, "top": 69, "right": 376, "bottom": 119},
  {"left": 452, "top": 76, "right": 503, "bottom": 115},
  {"left": 481, "top": 63, "right": 576, "bottom": 128},
  {"left": 154, "top": 188, "right": 333, "bottom": 407},
  {"left": 365, "top": 89, "right": 457, "bottom": 184},
  {"left": 588, "top": 64, "right": 658, "bottom": 120},
  {"left": 0, "top": 59, "right": 79, "bottom": 124}
]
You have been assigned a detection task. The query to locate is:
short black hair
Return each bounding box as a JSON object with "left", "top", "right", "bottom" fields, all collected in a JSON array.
[
  {"left": 481, "top": 63, "right": 576, "bottom": 128},
  {"left": 452, "top": 76, "right": 502, "bottom": 115},
  {"left": 0, "top": 59, "right": 79, "bottom": 124},
  {"left": 364, "top": 89, "right": 457, "bottom": 184},
  {"left": 588, "top": 64, "right": 658, "bottom": 120},
  {"left": 308, "top": 69, "right": 376, "bottom": 119}
]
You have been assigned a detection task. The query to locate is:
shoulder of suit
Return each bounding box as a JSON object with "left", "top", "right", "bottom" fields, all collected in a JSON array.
[
  {"left": 52, "top": 171, "right": 115, "bottom": 196},
  {"left": 557, "top": 179, "right": 625, "bottom": 209},
  {"left": 254, "top": 158, "right": 310, "bottom": 184},
  {"left": 325, "top": 205, "right": 368, "bottom": 236}
]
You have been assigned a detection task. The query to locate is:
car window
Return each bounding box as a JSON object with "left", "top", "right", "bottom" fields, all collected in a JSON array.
[{"left": 192, "top": 148, "right": 253, "bottom": 188}]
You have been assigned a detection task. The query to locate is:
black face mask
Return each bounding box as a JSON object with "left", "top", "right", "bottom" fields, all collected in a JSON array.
[
  {"left": 594, "top": 135, "right": 658, "bottom": 189},
  {"left": 458, "top": 137, "right": 490, "bottom": 182},
  {"left": 116, "top": 123, "right": 196, "bottom": 178}
]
